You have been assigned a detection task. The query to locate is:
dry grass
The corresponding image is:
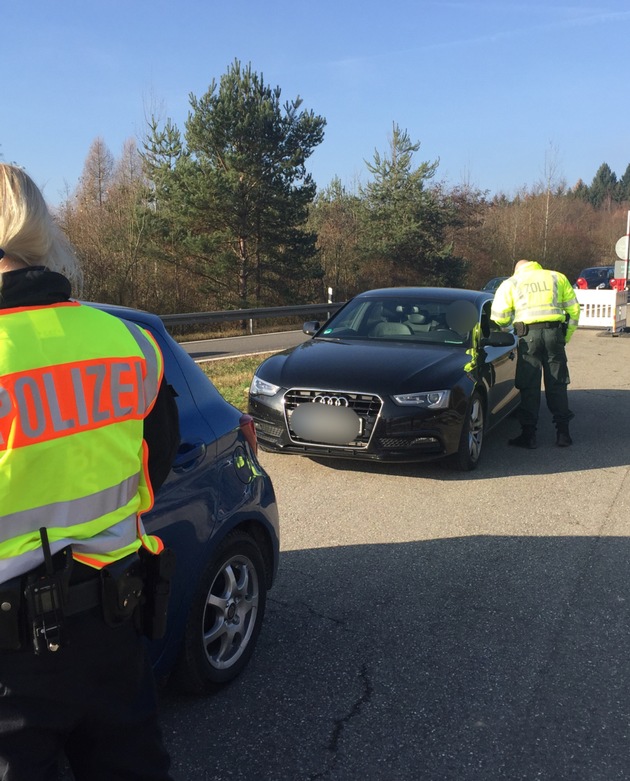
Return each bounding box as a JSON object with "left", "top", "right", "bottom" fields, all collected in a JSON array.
[{"left": 199, "top": 352, "right": 276, "bottom": 409}]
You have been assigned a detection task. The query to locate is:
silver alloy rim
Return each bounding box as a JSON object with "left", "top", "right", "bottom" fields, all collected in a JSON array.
[
  {"left": 203, "top": 554, "right": 259, "bottom": 670},
  {"left": 468, "top": 398, "right": 484, "bottom": 462}
]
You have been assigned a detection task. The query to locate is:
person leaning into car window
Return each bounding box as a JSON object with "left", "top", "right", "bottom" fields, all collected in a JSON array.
[
  {"left": 0, "top": 163, "right": 179, "bottom": 781},
  {"left": 490, "top": 259, "right": 580, "bottom": 449}
]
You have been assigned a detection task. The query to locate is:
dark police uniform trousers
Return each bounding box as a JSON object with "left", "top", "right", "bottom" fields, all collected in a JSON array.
[
  {"left": 515, "top": 321, "right": 574, "bottom": 428},
  {"left": 0, "top": 563, "right": 173, "bottom": 781}
]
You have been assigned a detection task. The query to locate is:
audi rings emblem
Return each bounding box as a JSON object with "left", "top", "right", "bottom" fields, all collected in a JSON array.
[{"left": 313, "top": 395, "right": 349, "bottom": 407}]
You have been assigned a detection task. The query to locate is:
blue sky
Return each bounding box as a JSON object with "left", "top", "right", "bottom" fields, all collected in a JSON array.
[{"left": 4, "top": 1, "right": 630, "bottom": 206}]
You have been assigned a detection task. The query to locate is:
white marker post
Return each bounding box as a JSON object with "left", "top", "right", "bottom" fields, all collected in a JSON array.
[{"left": 614, "top": 211, "right": 630, "bottom": 285}]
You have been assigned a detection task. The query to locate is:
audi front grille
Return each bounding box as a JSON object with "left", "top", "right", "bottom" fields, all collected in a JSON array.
[{"left": 283, "top": 388, "right": 383, "bottom": 448}]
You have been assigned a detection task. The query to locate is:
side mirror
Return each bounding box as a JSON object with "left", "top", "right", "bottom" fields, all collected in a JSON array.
[
  {"left": 303, "top": 320, "right": 320, "bottom": 336},
  {"left": 481, "top": 331, "right": 516, "bottom": 348}
]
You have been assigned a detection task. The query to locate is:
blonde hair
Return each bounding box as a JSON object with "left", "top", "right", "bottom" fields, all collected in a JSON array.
[{"left": 0, "top": 163, "right": 82, "bottom": 289}]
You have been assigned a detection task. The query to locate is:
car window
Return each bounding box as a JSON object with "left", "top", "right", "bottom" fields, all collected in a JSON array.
[
  {"left": 482, "top": 277, "right": 508, "bottom": 292},
  {"left": 481, "top": 302, "right": 492, "bottom": 337},
  {"left": 318, "top": 298, "right": 474, "bottom": 346},
  {"left": 581, "top": 267, "right": 613, "bottom": 281}
]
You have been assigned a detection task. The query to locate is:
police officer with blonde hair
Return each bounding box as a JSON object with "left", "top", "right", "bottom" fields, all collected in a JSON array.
[
  {"left": 0, "top": 163, "right": 178, "bottom": 780},
  {"left": 491, "top": 259, "right": 580, "bottom": 449}
]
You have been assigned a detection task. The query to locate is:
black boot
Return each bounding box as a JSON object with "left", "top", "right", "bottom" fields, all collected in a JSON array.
[
  {"left": 556, "top": 424, "right": 572, "bottom": 447},
  {"left": 509, "top": 425, "right": 537, "bottom": 449}
]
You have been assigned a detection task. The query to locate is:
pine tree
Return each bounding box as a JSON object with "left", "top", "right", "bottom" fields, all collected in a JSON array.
[
  {"left": 570, "top": 179, "right": 590, "bottom": 201},
  {"left": 589, "top": 163, "right": 617, "bottom": 209},
  {"left": 359, "top": 123, "right": 465, "bottom": 287},
  {"left": 143, "top": 60, "right": 326, "bottom": 308},
  {"left": 617, "top": 164, "right": 630, "bottom": 203}
]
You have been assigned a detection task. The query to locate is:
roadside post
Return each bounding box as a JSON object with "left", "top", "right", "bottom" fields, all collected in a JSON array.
[{"left": 614, "top": 211, "right": 630, "bottom": 290}]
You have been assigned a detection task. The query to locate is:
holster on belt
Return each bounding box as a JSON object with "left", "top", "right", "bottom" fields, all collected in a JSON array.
[
  {"left": 514, "top": 321, "right": 528, "bottom": 337},
  {"left": 0, "top": 546, "right": 176, "bottom": 650},
  {"left": 100, "top": 554, "right": 145, "bottom": 628},
  {"left": 138, "top": 547, "right": 176, "bottom": 641}
]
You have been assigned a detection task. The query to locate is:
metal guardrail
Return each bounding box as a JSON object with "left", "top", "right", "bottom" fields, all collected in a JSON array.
[
  {"left": 160, "top": 302, "right": 346, "bottom": 328},
  {"left": 158, "top": 294, "right": 630, "bottom": 332}
]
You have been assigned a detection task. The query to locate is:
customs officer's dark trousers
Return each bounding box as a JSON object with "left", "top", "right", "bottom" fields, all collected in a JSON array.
[
  {"left": 516, "top": 326, "right": 574, "bottom": 427},
  {"left": 515, "top": 323, "right": 574, "bottom": 429}
]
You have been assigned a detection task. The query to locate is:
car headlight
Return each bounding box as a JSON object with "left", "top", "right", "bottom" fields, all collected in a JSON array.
[
  {"left": 250, "top": 375, "right": 281, "bottom": 397},
  {"left": 392, "top": 390, "right": 451, "bottom": 408}
]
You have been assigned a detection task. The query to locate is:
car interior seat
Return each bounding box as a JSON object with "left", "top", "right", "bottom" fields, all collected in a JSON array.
[
  {"left": 405, "top": 309, "right": 433, "bottom": 333},
  {"left": 364, "top": 303, "right": 387, "bottom": 334},
  {"left": 370, "top": 321, "right": 413, "bottom": 337},
  {"left": 380, "top": 305, "right": 406, "bottom": 322},
  {"left": 369, "top": 304, "right": 414, "bottom": 336}
]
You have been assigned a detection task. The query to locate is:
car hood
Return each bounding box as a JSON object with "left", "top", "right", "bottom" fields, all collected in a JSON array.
[{"left": 258, "top": 338, "right": 470, "bottom": 394}]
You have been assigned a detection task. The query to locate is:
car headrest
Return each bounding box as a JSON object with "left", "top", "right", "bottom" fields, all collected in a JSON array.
[
  {"left": 407, "top": 310, "right": 429, "bottom": 324},
  {"left": 371, "top": 322, "right": 412, "bottom": 336},
  {"left": 381, "top": 305, "right": 401, "bottom": 321}
]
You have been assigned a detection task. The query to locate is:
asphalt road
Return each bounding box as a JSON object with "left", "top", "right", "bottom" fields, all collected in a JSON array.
[
  {"left": 180, "top": 330, "right": 310, "bottom": 361},
  {"left": 160, "top": 328, "right": 630, "bottom": 781}
]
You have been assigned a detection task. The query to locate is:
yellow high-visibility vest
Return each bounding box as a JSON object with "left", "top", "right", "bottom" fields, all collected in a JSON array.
[
  {"left": 0, "top": 301, "right": 164, "bottom": 582},
  {"left": 491, "top": 261, "right": 581, "bottom": 341}
]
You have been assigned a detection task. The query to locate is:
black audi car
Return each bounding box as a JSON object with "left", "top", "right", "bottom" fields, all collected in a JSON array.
[{"left": 248, "top": 287, "right": 520, "bottom": 470}]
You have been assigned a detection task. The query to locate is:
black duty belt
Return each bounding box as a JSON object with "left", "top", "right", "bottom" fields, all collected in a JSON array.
[
  {"left": 0, "top": 546, "right": 173, "bottom": 653},
  {"left": 64, "top": 577, "right": 102, "bottom": 616},
  {"left": 526, "top": 321, "right": 562, "bottom": 329},
  {"left": 0, "top": 553, "right": 144, "bottom": 654}
]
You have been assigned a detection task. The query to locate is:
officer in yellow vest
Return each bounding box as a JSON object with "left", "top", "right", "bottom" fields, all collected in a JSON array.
[
  {"left": 491, "top": 259, "right": 580, "bottom": 449},
  {"left": 0, "top": 164, "right": 179, "bottom": 779}
]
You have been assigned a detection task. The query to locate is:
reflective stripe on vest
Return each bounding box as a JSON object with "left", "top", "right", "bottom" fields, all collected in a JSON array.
[
  {"left": 0, "top": 303, "right": 164, "bottom": 581},
  {"left": 0, "top": 473, "right": 139, "bottom": 541},
  {"left": 119, "top": 318, "right": 161, "bottom": 415}
]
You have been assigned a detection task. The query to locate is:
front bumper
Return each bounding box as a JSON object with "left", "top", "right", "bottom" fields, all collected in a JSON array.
[{"left": 249, "top": 391, "right": 465, "bottom": 463}]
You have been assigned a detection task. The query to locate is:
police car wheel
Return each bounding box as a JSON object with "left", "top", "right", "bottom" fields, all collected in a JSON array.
[
  {"left": 173, "top": 530, "right": 268, "bottom": 694},
  {"left": 450, "top": 391, "right": 484, "bottom": 471}
]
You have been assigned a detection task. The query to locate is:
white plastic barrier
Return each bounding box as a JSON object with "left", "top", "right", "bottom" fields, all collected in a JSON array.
[{"left": 575, "top": 289, "right": 627, "bottom": 331}]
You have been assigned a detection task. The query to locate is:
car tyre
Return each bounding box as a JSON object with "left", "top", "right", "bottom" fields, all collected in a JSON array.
[
  {"left": 172, "top": 530, "right": 268, "bottom": 695},
  {"left": 450, "top": 391, "right": 484, "bottom": 471}
]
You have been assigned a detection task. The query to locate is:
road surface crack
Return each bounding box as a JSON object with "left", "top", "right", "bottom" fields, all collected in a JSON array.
[{"left": 310, "top": 663, "right": 373, "bottom": 780}]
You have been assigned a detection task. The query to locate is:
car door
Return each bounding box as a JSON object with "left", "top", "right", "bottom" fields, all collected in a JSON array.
[
  {"left": 129, "top": 321, "right": 224, "bottom": 669},
  {"left": 480, "top": 302, "right": 519, "bottom": 424}
]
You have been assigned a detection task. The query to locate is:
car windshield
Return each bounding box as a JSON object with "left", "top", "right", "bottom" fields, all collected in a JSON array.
[
  {"left": 482, "top": 277, "right": 507, "bottom": 292},
  {"left": 317, "top": 297, "right": 477, "bottom": 346},
  {"left": 581, "top": 267, "right": 613, "bottom": 282}
]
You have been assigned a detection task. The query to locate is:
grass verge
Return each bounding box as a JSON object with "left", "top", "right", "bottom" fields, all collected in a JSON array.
[{"left": 199, "top": 353, "right": 276, "bottom": 410}]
